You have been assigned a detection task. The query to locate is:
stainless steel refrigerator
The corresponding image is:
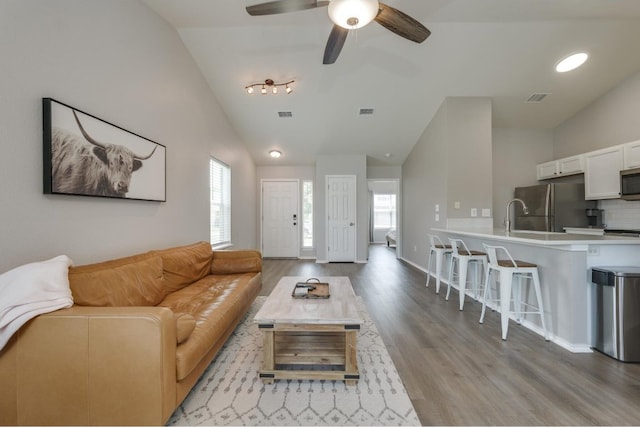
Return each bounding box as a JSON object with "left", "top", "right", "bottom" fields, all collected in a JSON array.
[{"left": 513, "top": 183, "right": 597, "bottom": 232}]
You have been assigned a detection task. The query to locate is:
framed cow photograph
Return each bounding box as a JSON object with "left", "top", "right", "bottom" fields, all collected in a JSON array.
[{"left": 43, "top": 98, "right": 166, "bottom": 202}]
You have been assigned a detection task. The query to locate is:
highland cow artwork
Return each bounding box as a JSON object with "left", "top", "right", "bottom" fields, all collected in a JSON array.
[{"left": 43, "top": 98, "right": 166, "bottom": 201}]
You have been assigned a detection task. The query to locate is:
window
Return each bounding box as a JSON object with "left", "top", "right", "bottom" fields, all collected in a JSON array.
[
  {"left": 373, "top": 194, "right": 396, "bottom": 228},
  {"left": 210, "top": 157, "right": 231, "bottom": 246},
  {"left": 302, "top": 180, "right": 313, "bottom": 248}
]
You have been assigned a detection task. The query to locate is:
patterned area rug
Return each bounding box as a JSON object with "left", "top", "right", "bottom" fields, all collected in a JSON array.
[{"left": 168, "top": 296, "right": 420, "bottom": 426}]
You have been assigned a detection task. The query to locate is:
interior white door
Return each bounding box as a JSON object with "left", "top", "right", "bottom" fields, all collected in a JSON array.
[
  {"left": 326, "top": 175, "right": 356, "bottom": 262},
  {"left": 262, "top": 180, "right": 299, "bottom": 258}
]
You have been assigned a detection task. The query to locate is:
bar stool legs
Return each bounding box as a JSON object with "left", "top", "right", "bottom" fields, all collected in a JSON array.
[
  {"left": 480, "top": 244, "right": 549, "bottom": 341},
  {"left": 446, "top": 238, "right": 487, "bottom": 311},
  {"left": 426, "top": 234, "right": 452, "bottom": 294}
]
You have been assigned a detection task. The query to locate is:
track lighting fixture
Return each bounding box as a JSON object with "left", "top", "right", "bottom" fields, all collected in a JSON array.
[{"left": 245, "top": 79, "right": 294, "bottom": 95}]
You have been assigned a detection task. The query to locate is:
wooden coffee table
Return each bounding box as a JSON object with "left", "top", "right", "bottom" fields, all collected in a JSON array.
[{"left": 254, "top": 276, "right": 363, "bottom": 385}]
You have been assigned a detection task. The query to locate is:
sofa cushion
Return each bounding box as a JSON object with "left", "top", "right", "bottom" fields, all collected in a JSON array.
[
  {"left": 152, "top": 242, "right": 213, "bottom": 293},
  {"left": 210, "top": 250, "right": 262, "bottom": 275},
  {"left": 175, "top": 313, "right": 196, "bottom": 344},
  {"left": 159, "top": 273, "right": 261, "bottom": 380},
  {"left": 69, "top": 256, "right": 165, "bottom": 307}
]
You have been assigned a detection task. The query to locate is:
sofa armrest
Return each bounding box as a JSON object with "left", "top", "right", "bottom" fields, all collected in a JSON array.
[
  {"left": 211, "top": 249, "right": 262, "bottom": 274},
  {"left": 0, "top": 306, "right": 176, "bottom": 426}
]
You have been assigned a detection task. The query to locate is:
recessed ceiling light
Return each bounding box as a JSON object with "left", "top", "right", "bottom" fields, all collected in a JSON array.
[
  {"left": 555, "top": 52, "right": 588, "bottom": 73},
  {"left": 384, "top": 153, "right": 392, "bottom": 158},
  {"left": 269, "top": 150, "right": 281, "bottom": 159}
]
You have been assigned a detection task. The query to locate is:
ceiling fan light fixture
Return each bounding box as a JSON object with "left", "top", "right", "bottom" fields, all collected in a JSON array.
[
  {"left": 328, "top": 0, "right": 379, "bottom": 29},
  {"left": 555, "top": 52, "right": 588, "bottom": 73}
]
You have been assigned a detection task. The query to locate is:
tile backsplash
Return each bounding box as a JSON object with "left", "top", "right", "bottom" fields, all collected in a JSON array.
[{"left": 599, "top": 199, "right": 640, "bottom": 229}]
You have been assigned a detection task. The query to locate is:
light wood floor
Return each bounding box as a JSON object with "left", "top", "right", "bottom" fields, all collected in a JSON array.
[{"left": 261, "top": 245, "right": 640, "bottom": 426}]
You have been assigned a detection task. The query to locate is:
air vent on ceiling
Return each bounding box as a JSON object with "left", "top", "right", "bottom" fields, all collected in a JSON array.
[
  {"left": 277, "top": 111, "right": 293, "bottom": 118},
  {"left": 526, "top": 93, "right": 549, "bottom": 103},
  {"left": 359, "top": 108, "right": 375, "bottom": 116}
]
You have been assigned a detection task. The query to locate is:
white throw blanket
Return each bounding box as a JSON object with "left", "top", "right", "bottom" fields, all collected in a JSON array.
[{"left": 0, "top": 255, "right": 74, "bottom": 351}]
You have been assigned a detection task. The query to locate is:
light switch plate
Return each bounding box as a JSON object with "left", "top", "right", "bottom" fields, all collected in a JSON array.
[
  {"left": 471, "top": 208, "right": 477, "bottom": 217},
  {"left": 435, "top": 204, "right": 439, "bottom": 212},
  {"left": 435, "top": 213, "right": 439, "bottom": 222},
  {"left": 454, "top": 201, "right": 460, "bottom": 209},
  {"left": 482, "top": 208, "right": 491, "bottom": 217}
]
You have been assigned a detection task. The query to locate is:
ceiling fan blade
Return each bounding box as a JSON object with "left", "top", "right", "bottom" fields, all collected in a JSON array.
[
  {"left": 246, "top": 0, "right": 329, "bottom": 16},
  {"left": 323, "top": 24, "right": 349, "bottom": 64},
  {"left": 374, "top": 2, "right": 431, "bottom": 44}
]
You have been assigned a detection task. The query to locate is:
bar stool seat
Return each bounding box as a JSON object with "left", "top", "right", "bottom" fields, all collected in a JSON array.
[
  {"left": 447, "top": 238, "right": 487, "bottom": 310},
  {"left": 479, "top": 244, "right": 549, "bottom": 341},
  {"left": 426, "top": 234, "right": 453, "bottom": 294}
]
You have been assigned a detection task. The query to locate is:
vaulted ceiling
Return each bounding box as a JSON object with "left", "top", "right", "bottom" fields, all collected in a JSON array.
[{"left": 143, "top": 0, "right": 640, "bottom": 166}]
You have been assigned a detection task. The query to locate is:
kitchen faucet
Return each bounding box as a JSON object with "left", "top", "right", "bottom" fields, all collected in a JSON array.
[{"left": 505, "top": 198, "right": 529, "bottom": 232}]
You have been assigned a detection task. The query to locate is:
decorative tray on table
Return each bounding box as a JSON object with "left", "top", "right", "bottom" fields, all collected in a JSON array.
[{"left": 291, "top": 278, "right": 330, "bottom": 299}]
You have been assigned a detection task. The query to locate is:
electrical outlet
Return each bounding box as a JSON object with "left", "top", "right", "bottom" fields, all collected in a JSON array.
[
  {"left": 482, "top": 208, "right": 491, "bottom": 217},
  {"left": 414, "top": 245, "right": 417, "bottom": 252},
  {"left": 471, "top": 208, "right": 477, "bottom": 217},
  {"left": 588, "top": 245, "right": 600, "bottom": 256},
  {"left": 435, "top": 204, "right": 439, "bottom": 212},
  {"left": 454, "top": 201, "right": 460, "bottom": 209}
]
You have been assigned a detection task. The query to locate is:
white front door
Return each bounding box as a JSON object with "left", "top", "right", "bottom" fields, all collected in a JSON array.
[
  {"left": 262, "top": 180, "right": 299, "bottom": 258},
  {"left": 326, "top": 175, "right": 356, "bottom": 262}
]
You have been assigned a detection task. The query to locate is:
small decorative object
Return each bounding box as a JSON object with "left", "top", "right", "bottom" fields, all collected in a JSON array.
[
  {"left": 292, "top": 278, "right": 330, "bottom": 299},
  {"left": 43, "top": 98, "right": 166, "bottom": 202}
]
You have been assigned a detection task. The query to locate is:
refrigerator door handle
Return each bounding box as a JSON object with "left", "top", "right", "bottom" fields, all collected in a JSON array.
[{"left": 545, "top": 184, "right": 552, "bottom": 218}]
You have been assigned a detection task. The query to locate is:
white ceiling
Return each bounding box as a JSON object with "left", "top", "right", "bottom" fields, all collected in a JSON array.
[{"left": 143, "top": 0, "right": 640, "bottom": 166}]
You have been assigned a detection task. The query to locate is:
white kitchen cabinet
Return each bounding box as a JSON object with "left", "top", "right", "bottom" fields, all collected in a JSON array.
[
  {"left": 536, "top": 155, "right": 584, "bottom": 180},
  {"left": 537, "top": 161, "right": 559, "bottom": 180},
  {"left": 623, "top": 140, "right": 640, "bottom": 170},
  {"left": 558, "top": 155, "right": 584, "bottom": 175},
  {"left": 584, "top": 145, "right": 624, "bottom": 200}
]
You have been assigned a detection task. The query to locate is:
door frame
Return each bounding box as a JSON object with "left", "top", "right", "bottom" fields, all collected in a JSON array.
[
  {"left": 325, "top": 174, "right": 357, "bottom": 262},
  {"left": 367, "top": 178, "right": 401, "bottom": 259},
  {"left": 260, "top": 179, "right": 300, "bottom": 258}
]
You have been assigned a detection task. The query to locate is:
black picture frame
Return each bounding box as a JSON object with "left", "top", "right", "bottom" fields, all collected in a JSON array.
[{"left": 43, "top": 98, "right": 166, "bottom": 202}]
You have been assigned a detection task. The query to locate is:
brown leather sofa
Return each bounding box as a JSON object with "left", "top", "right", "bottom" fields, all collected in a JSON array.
[{"left": 0, "top": 242, "right": 262, "bottom": 426}]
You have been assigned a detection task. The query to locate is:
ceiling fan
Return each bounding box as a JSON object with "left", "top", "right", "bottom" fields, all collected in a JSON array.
[{"left": 246, "top": 0, "right": 431, "bottom": 64}]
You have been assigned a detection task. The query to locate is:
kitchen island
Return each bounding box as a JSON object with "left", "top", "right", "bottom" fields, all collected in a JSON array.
[{"left": 432, "top": 227, "right": 640, "bottom": 352}]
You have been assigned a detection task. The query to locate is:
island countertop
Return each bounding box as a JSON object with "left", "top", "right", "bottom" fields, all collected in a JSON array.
[
  {"left": 431, "top": 227, "right": 640, "bottom": 353},
  {"left": 431, "top": 227, "right": 640, "bottom": 246}
]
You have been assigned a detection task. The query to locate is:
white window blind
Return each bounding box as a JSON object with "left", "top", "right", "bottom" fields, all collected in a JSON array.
[
  {"left": 210, "top": 158, "right": 231, "bottom": 246},
  {"left": 373, "top": 194, "right": 396, "bottom": 228}
]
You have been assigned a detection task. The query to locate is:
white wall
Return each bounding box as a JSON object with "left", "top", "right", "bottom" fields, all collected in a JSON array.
[
  {"left": 0, "top": 0, "right": 257, "bottom": 272},
  {"left": 402, "top": 97, "right": 492, "bottom": 268},
  {"left": 492, "top": 128, "right": 554, "bottom": 227},
  {"left": 554, "top": 71, "right": 640, "bottom": 158}
]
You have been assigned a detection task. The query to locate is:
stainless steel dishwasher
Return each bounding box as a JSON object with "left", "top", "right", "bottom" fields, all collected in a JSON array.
[{"left": 591, "top": 267, "right": 640, "bottom": 362}]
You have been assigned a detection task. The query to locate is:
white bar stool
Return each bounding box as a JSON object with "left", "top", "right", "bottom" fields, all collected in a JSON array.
[
  {"left": 426, "top": 234, "right": 453, "bottom": 294},
  {"left": 446, "top": 238, "right": 487, "bottom": 311},
  {"left": 479, "top": 244, "right": 549, "bottom": 341}
]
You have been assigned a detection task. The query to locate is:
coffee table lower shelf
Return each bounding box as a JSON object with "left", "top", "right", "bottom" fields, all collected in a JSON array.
[{"left": 258, "top": 323, "right": 360, "bottom": 385}]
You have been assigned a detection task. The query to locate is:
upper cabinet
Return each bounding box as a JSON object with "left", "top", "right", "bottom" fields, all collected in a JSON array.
[
  {"left": 536, "top": 155, "right": 584, "bottom": 180},
  {"left": 623, "top": 140, "right": 640, "bottom": 170},
  {"left": 585, "top": 146, "right": 624, "bottom": 200}
]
